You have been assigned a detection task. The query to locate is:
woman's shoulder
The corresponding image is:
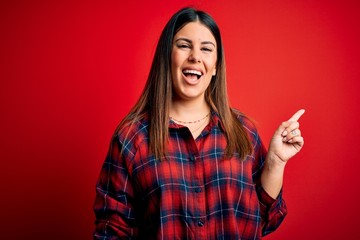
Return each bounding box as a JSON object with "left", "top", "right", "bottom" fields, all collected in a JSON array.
[
  {"left": 231, "top": 108, "right": 263, "bottom": 147},
  {"left": 231, "top": 108, "right": 257, "bottom": 131},
  {"left": 113, "top": 113, "right": 150, "bottom": 146}
]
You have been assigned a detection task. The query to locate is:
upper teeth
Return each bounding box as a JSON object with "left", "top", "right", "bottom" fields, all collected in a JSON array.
[{"left": 183, "top": 69, "right": 202, "bottom": 76}]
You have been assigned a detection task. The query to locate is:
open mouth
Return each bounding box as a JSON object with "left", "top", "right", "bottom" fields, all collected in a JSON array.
[{"left": 182, "top": 69, "right": 203, "bottom": 80}]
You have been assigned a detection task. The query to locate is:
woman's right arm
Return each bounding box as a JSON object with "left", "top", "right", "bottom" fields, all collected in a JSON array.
[{"left": 93, "top": 135, "right": 139, "bottom": 239}]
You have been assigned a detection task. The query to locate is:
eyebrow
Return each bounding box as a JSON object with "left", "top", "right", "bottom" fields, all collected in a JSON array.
[{"left": 175, "top": 38, "right": 216, "bottom": 47}]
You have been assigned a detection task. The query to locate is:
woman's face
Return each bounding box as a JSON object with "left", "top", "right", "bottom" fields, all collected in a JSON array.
[{"left": 171, "top": 21, "right": 217, "bottom": 102}]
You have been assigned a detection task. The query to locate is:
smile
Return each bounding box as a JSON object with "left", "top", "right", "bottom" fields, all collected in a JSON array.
[{"left": 182, "top": 69, "right": 203, "bottom": 80}]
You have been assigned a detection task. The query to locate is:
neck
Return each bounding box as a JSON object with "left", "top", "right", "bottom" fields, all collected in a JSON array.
[{"left": 170, "top": 97, "right": 210, "bottom": 122}]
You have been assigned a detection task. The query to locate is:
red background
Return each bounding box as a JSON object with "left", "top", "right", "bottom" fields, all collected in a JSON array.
[{"left": 1, "top": 0, "right": 359, "bottom": 239}]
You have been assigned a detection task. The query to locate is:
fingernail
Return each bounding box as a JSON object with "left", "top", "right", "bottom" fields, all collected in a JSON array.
[
  {"left": 283, "top": 137, "right": 287, "bottom": 142},
  {"left": 288, "top": 139, "right": 293, "bottom": 143},
  {"left": 282, "top": 131, "right": 288, "bottom": 136}
]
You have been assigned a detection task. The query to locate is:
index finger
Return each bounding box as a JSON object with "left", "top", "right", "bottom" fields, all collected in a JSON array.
[{"left": 288, "top": 109, "right": 305, "bottom": 122}]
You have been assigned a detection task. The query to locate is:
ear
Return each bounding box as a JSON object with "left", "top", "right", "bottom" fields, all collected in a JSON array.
[{"left": 212, "top": 68, "right": 216, "bottom": 76}]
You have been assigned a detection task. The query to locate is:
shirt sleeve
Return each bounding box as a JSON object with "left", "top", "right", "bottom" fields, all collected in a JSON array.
[
  {"left": 249, "top": 121, "right": 288, "bottom": 236},
  {"left": 93, "top": 134, "right": 139, "bottom": 239},
  {"left": 256, "top": 185, "right": 287, "bottom": 236}
]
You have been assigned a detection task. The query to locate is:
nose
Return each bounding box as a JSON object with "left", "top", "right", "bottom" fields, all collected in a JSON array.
[{"left": 188, "top": 49, "right": 201, "bottom": 63}]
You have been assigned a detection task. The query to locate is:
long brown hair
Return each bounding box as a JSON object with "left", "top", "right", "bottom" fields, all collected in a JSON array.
[{"left": 116, "top": 7, "right": 252, "bottom": 160}]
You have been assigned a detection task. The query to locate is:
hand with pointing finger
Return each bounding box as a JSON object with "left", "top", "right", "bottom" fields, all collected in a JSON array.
[{"left": 268, "top": 109, "right": 305, "bottom": 164}]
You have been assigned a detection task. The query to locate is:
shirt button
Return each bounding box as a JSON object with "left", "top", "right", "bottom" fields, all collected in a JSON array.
[
  {"left": 189, "top": 155, "right": 195, "bottom": 161},
  {"left": 195, "top": 187, "right": 202, "bottom": 193},
  {"left": 197, "top": 220, "right": 204, "bottom": 227}
]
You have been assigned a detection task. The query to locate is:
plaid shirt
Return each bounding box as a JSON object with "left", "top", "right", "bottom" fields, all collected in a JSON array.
[{"left": 94, "top": 111, "right": 287, "bottom": 239}]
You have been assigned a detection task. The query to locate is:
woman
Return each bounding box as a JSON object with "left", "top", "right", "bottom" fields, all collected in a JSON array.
[{"left": 94, "top": 7, "right": 304, "bottom": 239}]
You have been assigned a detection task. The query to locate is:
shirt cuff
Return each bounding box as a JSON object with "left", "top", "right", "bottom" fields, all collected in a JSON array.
[{"left": 256, "top": 186, "right": 287, "bottom": 222}]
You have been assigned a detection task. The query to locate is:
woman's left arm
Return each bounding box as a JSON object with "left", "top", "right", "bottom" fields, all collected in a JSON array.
[{"left": 261, "top": 109, "right": 305, "bottom": 199}]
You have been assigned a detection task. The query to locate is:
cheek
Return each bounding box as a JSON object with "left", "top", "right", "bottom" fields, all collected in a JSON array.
[
  {"left": 171, "top": 49, "right": 185, "bottom": 65},
  {"left": 170, "top": 54, "right": 179, "bottom": 77},
  {"left": 206, "top": 58, "right": 217, "bottom": 73},
  {"left": 171, "top": 54, "right": 182, "bottom": 74}
]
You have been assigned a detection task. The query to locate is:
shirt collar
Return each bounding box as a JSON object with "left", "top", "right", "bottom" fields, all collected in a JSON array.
[{"left": 209, "top": 110, "right": 226, "bottom": 132}]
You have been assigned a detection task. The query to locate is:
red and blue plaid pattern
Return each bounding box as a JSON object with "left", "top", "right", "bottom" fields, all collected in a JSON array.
[{"left": 94, "top": 111, "right": 287, "bottom": 239}]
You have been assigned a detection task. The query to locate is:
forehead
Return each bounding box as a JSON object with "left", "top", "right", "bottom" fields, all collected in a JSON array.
[{"left": 174, "top": 21, "right": 216, "bottom": 45}]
